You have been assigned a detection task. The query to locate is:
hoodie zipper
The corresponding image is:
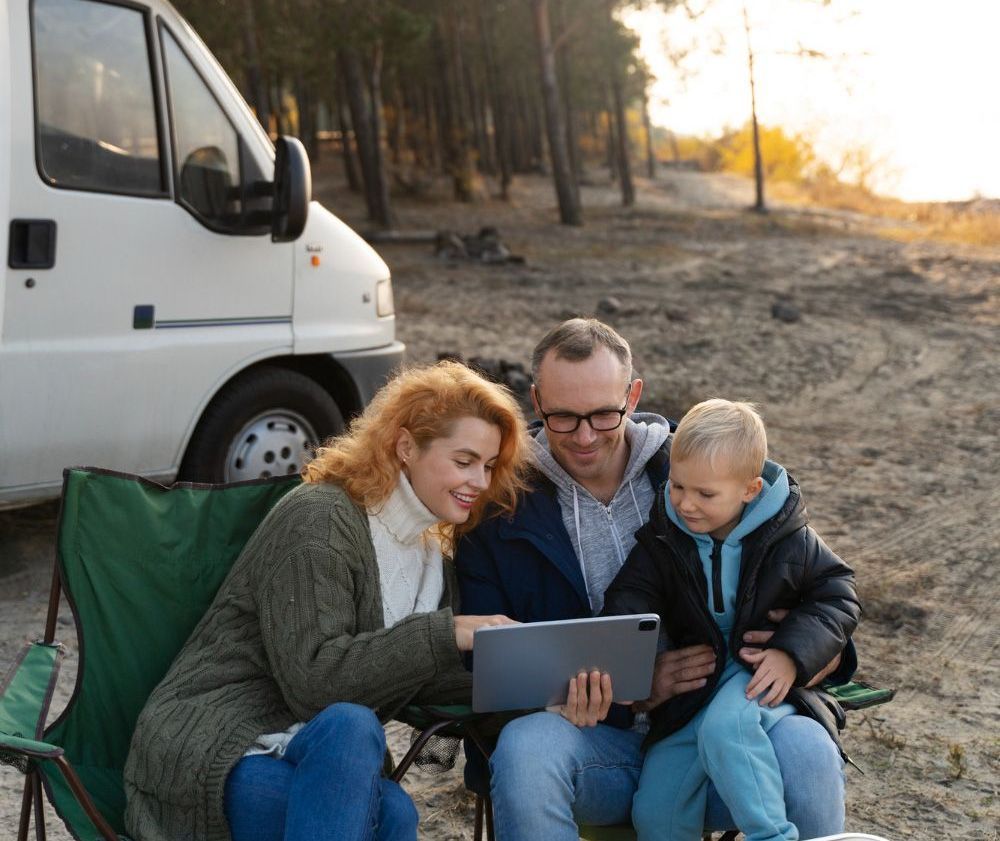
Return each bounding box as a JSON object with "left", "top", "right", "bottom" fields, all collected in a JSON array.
[{"left": 710, "top": 539, "right": 724, "bottom": 614}]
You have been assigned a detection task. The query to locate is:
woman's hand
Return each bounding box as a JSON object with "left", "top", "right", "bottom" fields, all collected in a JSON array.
[{"left": 453, "top": 613, "right": 519, "bottom": 651}]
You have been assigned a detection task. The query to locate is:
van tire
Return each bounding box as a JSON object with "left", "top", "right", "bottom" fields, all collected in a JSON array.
[{"left": 179, "top": 366, "right": 345, "bottom": 483}]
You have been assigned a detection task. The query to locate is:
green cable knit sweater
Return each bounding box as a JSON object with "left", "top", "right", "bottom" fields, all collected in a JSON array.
[{"left": 123, "top": 481, "right": 472, "bottom": 841}]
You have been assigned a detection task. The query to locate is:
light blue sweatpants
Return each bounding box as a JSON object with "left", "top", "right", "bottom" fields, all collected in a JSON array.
[{"left": 633, "top": 666, "right": 798, "bottom": 841}]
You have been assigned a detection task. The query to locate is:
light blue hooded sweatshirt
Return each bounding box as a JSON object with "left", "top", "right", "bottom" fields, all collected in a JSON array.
[{"left": 636, "top": 460, "right": 800, "bottom": 841}]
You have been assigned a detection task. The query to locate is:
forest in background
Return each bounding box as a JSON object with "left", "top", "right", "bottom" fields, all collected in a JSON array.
[
  {"left": 176, "top": 0, "right": 1000, "bottom": 244},
  {"left": 174, "top": 0, "right": 670, "bottom": 227}
]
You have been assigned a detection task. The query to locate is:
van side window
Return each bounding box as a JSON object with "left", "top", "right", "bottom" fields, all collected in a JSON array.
[
  {"left": 161, "top": 29, "right": 244, "bottom": 230},
  {"left": 32, "top": 0, "right": 164, "bottom": 195}
]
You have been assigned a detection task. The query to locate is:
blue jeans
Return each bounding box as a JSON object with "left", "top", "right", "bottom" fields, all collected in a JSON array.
[
  {"left": 224, "top": 703, "right": 418, "bottom": 841},
  {"left": 488, "top": 712, "right": 844, "bottom": 841}
]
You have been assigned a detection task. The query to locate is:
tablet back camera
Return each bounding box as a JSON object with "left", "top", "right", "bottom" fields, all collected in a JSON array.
[{"left": 638, "top": 619, "right": 657, "bottom": 632}]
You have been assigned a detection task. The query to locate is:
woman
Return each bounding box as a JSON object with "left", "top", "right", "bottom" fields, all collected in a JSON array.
[{"left": 123, "top": 361, "right": 530, "bottom": 841}]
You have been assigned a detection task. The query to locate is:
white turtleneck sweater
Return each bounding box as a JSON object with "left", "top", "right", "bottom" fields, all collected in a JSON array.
[
  {"left": 368, "top": 472, "right": 445, "bottom": 629},
  {"left": 246, "top": 474, "right": 444, "bottom": 758}
]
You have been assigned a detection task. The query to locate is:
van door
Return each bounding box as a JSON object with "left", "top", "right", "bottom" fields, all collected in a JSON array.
[{"left": 1, "top": 0, "right": 292, "bottom": 499}]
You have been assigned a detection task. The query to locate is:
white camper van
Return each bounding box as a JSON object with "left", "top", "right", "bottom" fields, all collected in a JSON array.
[{"left": 0, "top": 0, "right": 404, "bottom": 507}]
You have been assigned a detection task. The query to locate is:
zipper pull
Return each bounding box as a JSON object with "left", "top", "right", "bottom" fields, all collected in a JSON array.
[{"left": 711, "top": 540, "right": 724, "bottom": 614}]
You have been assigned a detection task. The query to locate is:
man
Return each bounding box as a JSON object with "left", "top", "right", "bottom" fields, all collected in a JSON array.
[{"left": 455, "top": 318, "right": 855, "bottom": 840}]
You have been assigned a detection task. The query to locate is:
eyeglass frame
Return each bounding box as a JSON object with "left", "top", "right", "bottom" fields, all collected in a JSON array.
[{"left": 534, "top": 382, "right": 634, "bottom": 433}]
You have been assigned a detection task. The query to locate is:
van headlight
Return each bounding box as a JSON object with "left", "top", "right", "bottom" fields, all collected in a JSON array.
[{"left": 376, "top": 277, "right": 395, "bottom": 316}]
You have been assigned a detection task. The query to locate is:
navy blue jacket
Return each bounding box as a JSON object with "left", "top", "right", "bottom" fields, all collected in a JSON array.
[{"left": 455, "top": 445, "right": 671, "bottom": 625}]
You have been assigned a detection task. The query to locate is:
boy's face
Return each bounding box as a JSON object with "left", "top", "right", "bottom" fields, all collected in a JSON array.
[{"left": 668, "top": 455, "right": 763, "bottom": 540}]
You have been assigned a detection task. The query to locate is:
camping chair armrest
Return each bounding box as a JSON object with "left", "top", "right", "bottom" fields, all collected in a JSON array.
[
  {"left": 0, "top": 732, "right": 64, "bottom": 760},
  {"left": 824, "top": 679, "right": 896, "bottom": 710},
  {"left": 0, "top": 642, "right": 65, "bottom": 751}
]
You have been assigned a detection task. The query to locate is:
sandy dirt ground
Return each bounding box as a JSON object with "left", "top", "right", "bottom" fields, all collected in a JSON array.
[{"left": 2, "top": 164, "right": 998, "bottom": 840}]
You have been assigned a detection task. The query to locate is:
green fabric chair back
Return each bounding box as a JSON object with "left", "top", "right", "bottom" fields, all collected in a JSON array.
[{"left": 41, "top": 468, "right": 300, "bottom": 838}]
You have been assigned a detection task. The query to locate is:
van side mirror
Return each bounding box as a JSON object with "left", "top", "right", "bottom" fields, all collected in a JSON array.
[{"left": 271, "top": 136, "right": 311, "bottom": 242}]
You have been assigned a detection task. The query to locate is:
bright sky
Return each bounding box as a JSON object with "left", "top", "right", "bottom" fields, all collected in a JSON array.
[{"left": 625, "top": 0, "right": 1000, "bottom": 202}]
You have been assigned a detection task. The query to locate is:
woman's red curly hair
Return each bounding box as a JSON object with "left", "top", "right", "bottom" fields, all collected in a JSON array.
[{"left": 303, "top": 361, "right": 530, "bottom": 549}]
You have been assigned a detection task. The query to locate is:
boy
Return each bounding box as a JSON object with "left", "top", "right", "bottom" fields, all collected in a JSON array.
[{"left": 603, "top": 399, "right": 860, "bottom": 841}]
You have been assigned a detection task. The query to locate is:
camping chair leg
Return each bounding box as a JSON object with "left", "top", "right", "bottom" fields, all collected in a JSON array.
[
  {"left": 18, "top": 772, "right": 34, "bottom": 841},
  {"left": 474, "top": 794, "right": 484, "bottom": 841},
  {"left": 32, "top": 772, "right": 46, "bottom": 841},
  {"left": 484, "top": 792, "right": 494, "bottom": 841}
]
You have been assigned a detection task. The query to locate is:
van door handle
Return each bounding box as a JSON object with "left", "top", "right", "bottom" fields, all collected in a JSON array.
[{"left": 8, "top": 219, "right": 57, "bottom": 269}]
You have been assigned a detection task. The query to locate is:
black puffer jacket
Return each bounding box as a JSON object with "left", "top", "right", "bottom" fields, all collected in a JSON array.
[{"left": 603, "top": 474, "right": 861, "bottom": 750}]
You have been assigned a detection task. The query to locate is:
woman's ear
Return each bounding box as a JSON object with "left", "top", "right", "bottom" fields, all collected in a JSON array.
[{"left": 396, "top": 428, "right": 416, "bottom": 467}]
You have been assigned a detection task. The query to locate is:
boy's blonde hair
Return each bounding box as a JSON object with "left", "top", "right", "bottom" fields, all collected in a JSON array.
[{"left": 671, "top": 399, "right": 767, "bottom": 480}]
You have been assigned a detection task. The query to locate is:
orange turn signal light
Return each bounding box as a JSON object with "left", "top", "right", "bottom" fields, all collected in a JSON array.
[{"left": 310, "top": 255, "right": 321, "bottom": 267}]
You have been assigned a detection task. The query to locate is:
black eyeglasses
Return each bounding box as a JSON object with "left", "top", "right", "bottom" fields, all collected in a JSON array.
[{"left": 535, "top": 384, "right": 632, "bottom": 433}]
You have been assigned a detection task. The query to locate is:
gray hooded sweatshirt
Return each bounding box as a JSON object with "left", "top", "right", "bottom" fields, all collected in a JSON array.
[{"left": 531, "top": 412, "right": 672, "bottom": 614}]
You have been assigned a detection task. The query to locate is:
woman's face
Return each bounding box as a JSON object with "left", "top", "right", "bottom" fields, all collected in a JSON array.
[{"left": 398, "top": 416, "right": 502, "bottom": 524}]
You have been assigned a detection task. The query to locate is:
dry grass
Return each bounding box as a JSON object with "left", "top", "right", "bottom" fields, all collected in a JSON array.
[{"left": 770, "top": 178, "right": 1000, "bottom": 246}]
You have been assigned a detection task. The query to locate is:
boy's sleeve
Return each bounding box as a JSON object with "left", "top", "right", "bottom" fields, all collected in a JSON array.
[
  {"left": 767, "top": 528, "right": 861, "bottom": 686},
  {"left": 601, "top": 524, "right": 667, "bottom": 619}
]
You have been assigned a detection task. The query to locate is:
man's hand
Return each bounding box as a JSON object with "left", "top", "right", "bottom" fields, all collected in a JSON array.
[
  {"left": 738, "top": 608, "right": 842, "bottom": 688},
  {"left": 454, "top": 614, "right": 518, "bottom": 652},
  {"left": 632, "top": 644, "right": 715, "bottom": 713},
  {"left": 743, "top": 648, "right": 796, "bottom": 707},
  {"left": 549, "top": 670, "right": 613, "bottom": 727}
]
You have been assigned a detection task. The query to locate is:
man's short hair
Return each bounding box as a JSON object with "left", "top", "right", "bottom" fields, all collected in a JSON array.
[
  {"left": 531, "top": 318, "right": 632, "bottom": 384},
  {"left": 672, "top": 399, "right": 768, "bottom": 480}
]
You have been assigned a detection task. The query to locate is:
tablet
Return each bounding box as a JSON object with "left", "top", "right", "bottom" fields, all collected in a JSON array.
[{"left": 472, "top": 614, "right": 660, "bottom": 713}]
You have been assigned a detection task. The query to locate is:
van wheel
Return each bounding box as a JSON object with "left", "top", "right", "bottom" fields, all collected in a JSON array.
[{"left": 179, "top": 367, "right": 345, "bottom": 483}]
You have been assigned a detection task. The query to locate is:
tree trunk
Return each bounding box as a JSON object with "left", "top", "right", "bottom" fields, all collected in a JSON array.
[
  {"left": 339, "top": 46, "right": 394, "bottom": 227},
  {"left": 433, "top": 20, "right": 475, "bottom": 201},
  {"left": 642, "top": 90, "right": 656, "bottom": 179},
  {"left": 367, "top": 40, "right": 395, "bottom": 226},
  {"left": 477, "top": 0, "right": 512, "bottom": 198},
  {"left": 531, "top": 0, "right": 581, "bottom": 225},
  {"left": 388, "top": 80, "right": 405, "bottom": 167},
  {"left": 423, "top": 83, "right": 442, "bottom": 172},
  {"left": 611, "top": 71, "right": 634, "bottom": 206},
  {"left": 554, "top": 0, "right": 582, "bottom": 183},
  {"left": 271, "top": 74, "right": 284, "bottom": 135},
  {"left": 606, "top": 106, "right": 618, "bottom": 181},
  {"left": 743, "top": 2, "right": 767, "bottom": 212},
  {"left": 335, "top": 78, "right": 362, "bottom": 192},
  {"left": 295, "top": 76, "right": 317, "bottom": 161},
  {"left": 241, "top": 0, "right": 269, "bottom": 134}
]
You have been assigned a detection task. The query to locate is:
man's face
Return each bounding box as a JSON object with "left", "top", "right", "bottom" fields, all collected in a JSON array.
[{"left": 532, "top": 347, "right": 641, "bottom": 486}]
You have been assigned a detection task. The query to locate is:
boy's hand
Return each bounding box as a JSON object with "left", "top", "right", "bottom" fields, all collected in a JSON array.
[
  {"left": 739, "top": 608, "right": 842, "bottom": 687},
  {"left": 743, "top": 648, "right": 796, "bottom": 707}
]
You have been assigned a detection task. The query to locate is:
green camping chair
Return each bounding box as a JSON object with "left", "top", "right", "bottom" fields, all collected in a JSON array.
[
  {"left": 0, "top": 467, "right": 497, "bottom": 841},
  {"left": 1, "top": 467, "right": 301, "bottom": 840}
]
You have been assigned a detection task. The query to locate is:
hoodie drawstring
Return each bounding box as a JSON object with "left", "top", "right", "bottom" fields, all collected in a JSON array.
[
  {"left": 571, "top": 485, "right": 593, "bottom": 610},
  {"left": 628, "top": 479, "right": 643, "bottom": 524}
]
